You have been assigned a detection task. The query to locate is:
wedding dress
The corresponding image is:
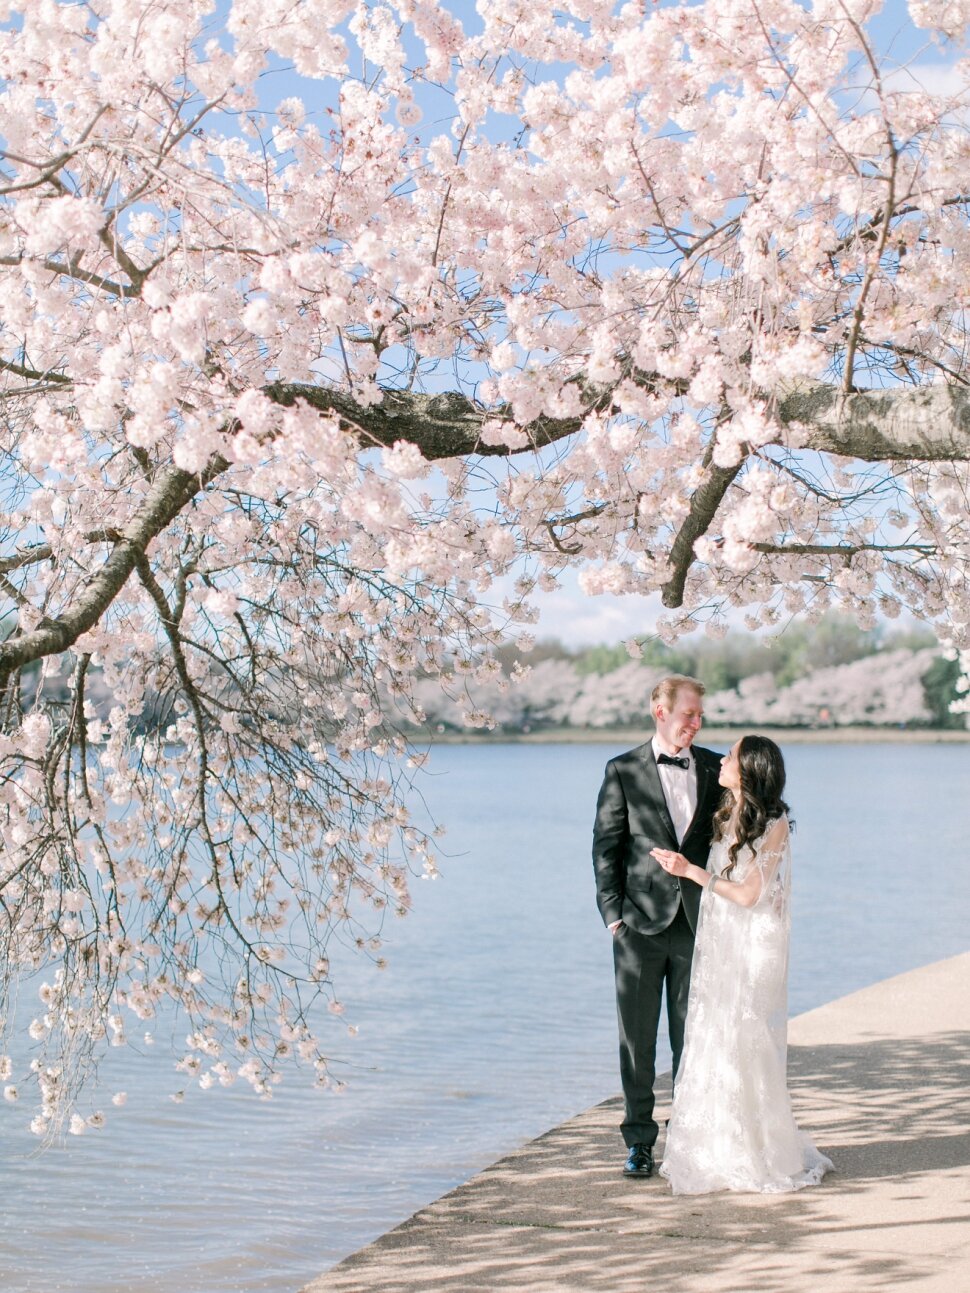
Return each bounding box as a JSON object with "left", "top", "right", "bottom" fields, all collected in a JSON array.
[{"left": 660, "top": 816, "right": 833, "bottom": 1194}]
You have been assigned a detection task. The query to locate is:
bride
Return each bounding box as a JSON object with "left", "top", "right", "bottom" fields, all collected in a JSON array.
[{"left": 651, "top": 734, "right": 833, "bottom": 1195}]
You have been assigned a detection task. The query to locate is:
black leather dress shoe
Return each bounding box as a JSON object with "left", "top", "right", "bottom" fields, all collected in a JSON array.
[{"left": 623, "top": 1143, "right": 654, "bottom": 1177}]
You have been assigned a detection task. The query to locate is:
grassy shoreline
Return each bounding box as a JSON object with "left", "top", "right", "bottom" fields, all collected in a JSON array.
[{"left": 423, "top": 725, "right": 970, "bottom": 745}]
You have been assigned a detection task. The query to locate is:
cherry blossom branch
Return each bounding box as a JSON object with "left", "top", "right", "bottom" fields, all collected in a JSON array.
[
  {"left": 755, "top": 453, "right": 893, "bottom": 507},
  {"left": 543, "top": 503, "right": 608, "bottom": 554},
  {"left": 0, "top": 378, "right": 963, "bottom": 657},
  {"left": 658, "top": 381, "right": 970, "bottom": 608},
  {"left": 776, "top": 383, "right": 970, "bottom": 461},
  {"left": 842, "top": 142, "right": 898, "bottom": 393},
  {"left": 0, "top": 569, "right": 31, "bottom": 609},
  {"left": 0, "top": 544, "right": 54, "bottom": 574},
  {"left": 661, "top": 458, "right": 745, "bottom": 608},
  {"left": 262, "top": 380, "right": 613, "bottom": 458},
  {"left": 829, "top": 194, "right": 970, "bottom": 258},
  {"left": 264, "top": 377, "right": 970, "bottom": 464},
  {"left": 0, "top": 104, "right": 109, "bottom": 196},
  {"left": 133, "top": 555, "right": 269, "bottom": 968},
  {"left": 857, "top": 337, "right": 970, "bottom": 387},
  {"left": 0, "top": 457, "right": 227, "bottom": 686},
  {"left": 751, "top": 541, "right": 937, "bottom": 557},
  {"left": 0, "top": 253, "right": 141, "bottom": 299},
  {"left": 0, "top": 357, "right": 72, "bottom": 386}
]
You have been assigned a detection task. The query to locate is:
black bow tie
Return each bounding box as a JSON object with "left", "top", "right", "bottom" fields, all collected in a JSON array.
[{"left": 657, "top": 753, "right": 690, "bottom": 769}]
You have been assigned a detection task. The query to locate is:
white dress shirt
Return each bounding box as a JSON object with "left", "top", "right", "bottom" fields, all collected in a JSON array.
[
  {"left": 608, "top": 736, "right": 701, "bottom": 935},
  {"left": 652, "top": 735, "right": 698, "bottom": 846}
]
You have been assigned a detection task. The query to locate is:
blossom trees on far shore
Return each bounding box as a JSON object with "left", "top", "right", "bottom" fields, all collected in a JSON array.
[
  {"left": 0, "top": 0, "right": 969, "bottom": 1130},
  {"left": 411, "top": 644, "right": 944, "bottom": 731}
]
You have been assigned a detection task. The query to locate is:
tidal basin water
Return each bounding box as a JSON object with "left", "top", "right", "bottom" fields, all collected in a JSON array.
[{"left": 1, "top": 740, "right": 968, "bottom": 1293}]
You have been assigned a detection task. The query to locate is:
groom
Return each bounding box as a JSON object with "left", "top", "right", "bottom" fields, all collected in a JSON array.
[{"left": 592, "top": 674, "right": 721, "bottom": 1178}]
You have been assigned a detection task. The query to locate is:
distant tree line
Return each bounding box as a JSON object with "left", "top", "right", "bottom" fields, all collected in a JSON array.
[{"left": 488, "top": 617, "right": 964, "bottom": 730}]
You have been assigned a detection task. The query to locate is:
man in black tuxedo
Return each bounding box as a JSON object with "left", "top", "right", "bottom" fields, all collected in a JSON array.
[{"left": 592, "top": 675, "right": 722, "bottom": 1177}]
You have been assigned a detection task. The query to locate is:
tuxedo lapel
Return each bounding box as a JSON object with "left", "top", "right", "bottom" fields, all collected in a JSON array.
[
  {"left": 682, "top": 753, "right": 717, "bottom": 846},
  {"left": 635, "top": 746, "right": 679, "bottom": 845}
]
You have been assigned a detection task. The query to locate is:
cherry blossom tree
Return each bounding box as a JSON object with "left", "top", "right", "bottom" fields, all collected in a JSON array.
[{"left": 0, "top": 0, "right": 969, "bottom": 1130}]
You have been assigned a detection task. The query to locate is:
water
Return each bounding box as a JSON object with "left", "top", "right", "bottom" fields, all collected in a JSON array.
[{"left": 0, "top": 741, "right": 968, "bottom": 1293}]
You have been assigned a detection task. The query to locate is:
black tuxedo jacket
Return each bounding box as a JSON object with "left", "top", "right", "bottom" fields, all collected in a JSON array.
[{"left": 592, "top": 742, "right": 723, "bottom": 937}]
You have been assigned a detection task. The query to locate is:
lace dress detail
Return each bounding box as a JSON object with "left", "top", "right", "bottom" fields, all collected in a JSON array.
[{"left": 660, "top": 816, "right": 833, "bottom": 1195}]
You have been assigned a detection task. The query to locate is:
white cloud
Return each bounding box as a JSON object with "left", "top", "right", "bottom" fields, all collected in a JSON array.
[
  {"left": 883, "top": 61, "right": 967, "bottom": 96},
  {"left": 530, "top": 583, "right": 664, "bottom": 646}
]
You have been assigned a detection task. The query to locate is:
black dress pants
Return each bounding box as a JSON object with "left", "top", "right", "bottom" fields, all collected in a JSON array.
[{"left": 613, "top": 903, "right": 695, "bottom": 1149}]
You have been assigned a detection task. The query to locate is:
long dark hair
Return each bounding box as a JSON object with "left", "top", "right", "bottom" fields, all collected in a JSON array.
[{"left": 713, "top": 735, "right": 792, "bottom": 875}]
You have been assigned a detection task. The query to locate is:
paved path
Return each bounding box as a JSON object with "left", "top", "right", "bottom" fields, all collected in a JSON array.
[{"left": 303, "top": 952, "right": 970, "bottom": 1293}]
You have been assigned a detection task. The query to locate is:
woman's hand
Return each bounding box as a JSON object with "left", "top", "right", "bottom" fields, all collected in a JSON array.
[{"left": 651, "top": 847, "right": 690, "bottom": 876}]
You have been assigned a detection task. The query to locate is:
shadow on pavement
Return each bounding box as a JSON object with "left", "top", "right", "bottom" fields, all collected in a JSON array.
[{"left": 307, "top": 1030, "right": 970, "bottom": 1292}]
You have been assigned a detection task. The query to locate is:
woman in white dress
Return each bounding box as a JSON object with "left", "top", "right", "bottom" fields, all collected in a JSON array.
[{"left": 651, "top": 735, "right": 833, "bottom": 1195}]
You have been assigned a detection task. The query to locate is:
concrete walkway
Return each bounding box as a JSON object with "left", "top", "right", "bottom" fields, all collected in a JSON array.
[{"left": 303, "top": 952, "right": 970, "bottom": 1293}]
